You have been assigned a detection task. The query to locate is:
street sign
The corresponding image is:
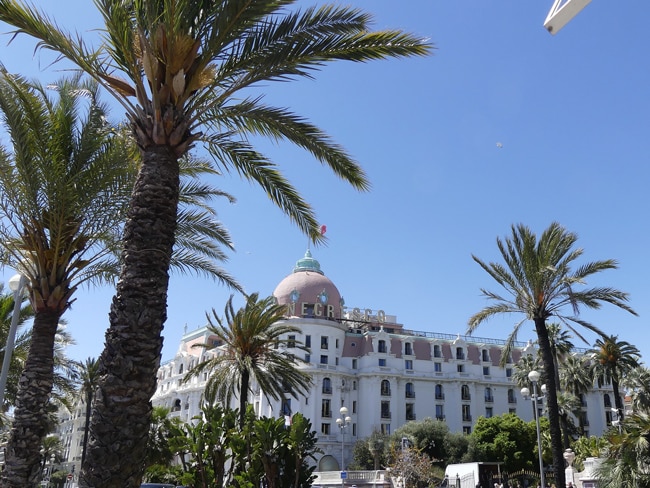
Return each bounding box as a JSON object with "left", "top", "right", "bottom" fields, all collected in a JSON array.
[{"left": 340, "top": 471, "right": 347, "bottom": 479}]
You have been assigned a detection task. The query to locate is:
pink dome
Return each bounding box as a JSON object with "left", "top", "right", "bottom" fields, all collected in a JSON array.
[{"left": 273, "top": 250, "right": 342, "bottom": 321}]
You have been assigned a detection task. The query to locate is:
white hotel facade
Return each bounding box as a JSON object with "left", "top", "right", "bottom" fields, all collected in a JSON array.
[{"left": 146, "top": 250, "right": 617, "bottom": 472}]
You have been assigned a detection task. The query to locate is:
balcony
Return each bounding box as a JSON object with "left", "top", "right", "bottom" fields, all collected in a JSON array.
[
  {"left": 508, "top": 397, "right": 517, "bottom": 404},
  {"left": 435, "top": 393, "right": 445, "bottom": 400},
  {"left": 381, "top": 411, "right": 391, "bottom": 419},
  {"left": 461, "top": 394, "right": 471, "bottom": 401},
  {"left": 485, "top": 396, "right": 494, "bottom": 403},
  {"left": 436, "top": 415, "right": 445, "bottom": 421},
  {"left": 462, "top": 415, "right": 472, "bottom": 422},
  {"left": 322, "top": 387, "right": 332, "bottom": 394},
  {"left": 406, "top": 413, "right": 416, "bottom": 421}
]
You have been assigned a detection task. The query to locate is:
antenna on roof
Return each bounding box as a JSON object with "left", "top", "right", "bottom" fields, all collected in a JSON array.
[{"left": 544, "top": 0, "right": 591, "bottom": 35}]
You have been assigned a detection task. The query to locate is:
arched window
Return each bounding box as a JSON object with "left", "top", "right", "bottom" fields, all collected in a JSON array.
[
  {"left": 456, "top": 347, "right": 465, "bottom": 360},
  {"left": 378, "top": 340, "right": 387, "bottom": 353},
  {"left": 178, "top": 363, "right": 184, "bottom": 375},
  {"left": 405, "top": 382, "right": 415, "bottom": 398},
  {"left": 435, "top": 384, "right": 444, "bottom": 400},
  {"left": 172, "top": 398, "right": 181, "bottom": 412},
  {"left": 322, "top": 377, "right": 332, "bottom": 394},
  {"left": 508, "top": 388, "right": 516, "bottom": 404},
  {"left": 481, "top": 349, "right": 490, "bottom": 362},
  {"left": 604, "top": 393, "right": 612, "bottom": 407},
  {"left": 461, "top": 384, "right": 471, "bottom": 400},
  {"left": 381, "top": 379, "right": 391, "bottom": 396},
  {"left": 485, "top": 387, "right": 493, "bottom": 402}
]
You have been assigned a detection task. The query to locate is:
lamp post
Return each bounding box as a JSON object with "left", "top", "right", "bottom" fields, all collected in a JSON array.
[
  {"left": 521, "top": 370, "right": 546, "bottom": 488},
  {"left": 0, "top": 273, "right": 26, "bottom": 408},
  {"left": 336, "top": 406, "right": 352, "bottom": 486}
]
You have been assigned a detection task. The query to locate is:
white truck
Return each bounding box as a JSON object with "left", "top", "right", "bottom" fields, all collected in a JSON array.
[{"left": 439, "top": 462, "right": 503, "bottom": 488}]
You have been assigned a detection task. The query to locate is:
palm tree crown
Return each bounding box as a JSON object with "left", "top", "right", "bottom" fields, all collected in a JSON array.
[
  {"left": 187, "top": 292, "right": 312, "bottom": 428},
  {"left": 590, "top": 334, "right": 640, "bottom": 421},
  {"left": 468, "top": 222, "right": 637, "bottom": 488}
]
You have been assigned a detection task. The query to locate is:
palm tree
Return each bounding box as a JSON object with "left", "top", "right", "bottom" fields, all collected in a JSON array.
[
  {"left": 595, "top": 411, "right": 650, "bottom": 487},
  {"left": 547, "top": 323, "right": 574, "bottom": 389},
  {"left": 186, "top": 293, "right": 312, "bottom": 429},
  {"left": 622, "top": 366, "right": 650, "bottom": 413},
  {"left": 70, "top": 357, "right": 100, "bottom": 467},
  {"left": 0, "top": 72, "right": 137, "bottom": 488},
  {"left": 0, "top": 3, "right": 431, "bottom": 483},
  {"left": 468, "top": 222, "right": 637, "bottom": 488},
  {"left": 560, "top": 354, "right": 594, "bottom": 435},
  {"left": 590, "top": 335, "right": 640, "bottom": 422}
]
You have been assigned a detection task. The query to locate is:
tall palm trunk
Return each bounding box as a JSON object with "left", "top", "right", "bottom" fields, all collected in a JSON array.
[
  {"left": 534, "top": 317, "right": 565, "bottom": 488},
  {"left": 2, "top": 310, "right": 60, "bottom": 488},
  {"left": 80, "top": 146, "right": 179, "bottom": 487}
]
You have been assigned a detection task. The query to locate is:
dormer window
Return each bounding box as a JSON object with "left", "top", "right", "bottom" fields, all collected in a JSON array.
[
  {"left": 318, "top": 289, "right": 329, "bottom": 304},
  {"left": 456, "top": 347, "right": 465, "bottom": 360},
  {"left": 289, "top": 289, "right": 300, "bottom": 303}
]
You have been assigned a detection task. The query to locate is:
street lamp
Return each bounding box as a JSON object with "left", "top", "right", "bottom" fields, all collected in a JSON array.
[
  {"left": 521, "top": 370, "right": 546, "bottom": 488},
  {"left": 336, "top": 406, "right": 352, "bottom": 485},
  {"left": 0, "top": 273, "right": 26, "bottom": 408}
]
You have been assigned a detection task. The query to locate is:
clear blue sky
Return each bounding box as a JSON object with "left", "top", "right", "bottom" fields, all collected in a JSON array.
[{"left": 0, "top": 1, "right": 648, "bottom": 365}]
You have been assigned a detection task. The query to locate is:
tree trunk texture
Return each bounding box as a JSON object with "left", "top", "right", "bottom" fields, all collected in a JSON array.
[
  {"left": 534, "top": 317, "right": 566, "bottom": 488},
  {"left": 1, "top": 310, "right": 60, "bottom": 488},
  {"left": 80, "top": 146, "right": 179, "bottom": 487}
]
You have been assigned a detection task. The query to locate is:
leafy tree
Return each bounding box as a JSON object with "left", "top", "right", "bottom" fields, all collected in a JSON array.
[
  {"left": 0, "top": 2, "right": 432, "bottom": 483},
  {"left": 142, "top": 406, "right": 186, "bottom": 481},
  {"left": 466, "top": 414, "right": 538, "bottom": 474},
  {"left": 247, "top": 413, "right": 320, "bottom": 488},
  {"left": 394, "top": 417, "right": 447, "bottom": 464},
  {"left": 590, "top": 334, "right": 640, "bottom": 421},
  {"left": 350, "top": 431, "right": 389, "bottom": 470},
  {"left": 570, "top": 435, "right": 608, "bottom": 472},
  {"left": 468, "top": 222, "right": 637, "bottom": 488},
  {"left": 185, "top": 293, "right": 312, "bottom": 428}
]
